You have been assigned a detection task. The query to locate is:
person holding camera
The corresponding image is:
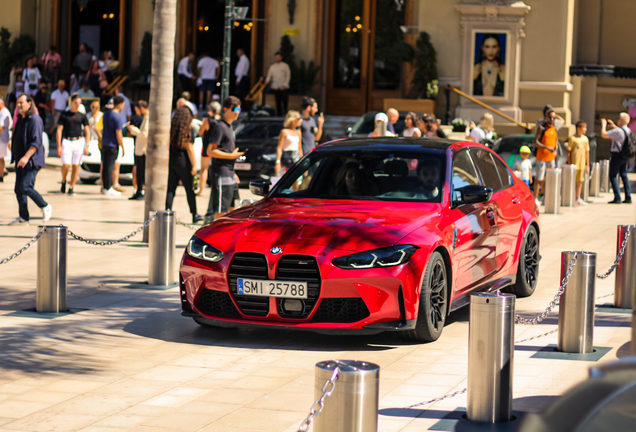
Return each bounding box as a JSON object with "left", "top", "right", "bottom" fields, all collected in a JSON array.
[{"left": 601, "top": 112, "right": 632, "bottom": 204}]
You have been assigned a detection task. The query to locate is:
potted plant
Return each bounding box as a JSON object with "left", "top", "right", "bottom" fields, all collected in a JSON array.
[
  {"left": 451, "top": 118, "right": 466, "bottom": 133},
  {"left": 383, "top": 32, "right": 438, "bottom": 116}
]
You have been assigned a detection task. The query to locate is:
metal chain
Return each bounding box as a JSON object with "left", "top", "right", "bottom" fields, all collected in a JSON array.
[
  {"left": 0, "top": 228, "right": 45, "bottom": 265},
  {"left": 297, "top": 367, "right": 340, "bottom": 432},
  {"left": 66, "top": 213, "right": 157, "bottom": 246},
  {"left": 515, "top": 252, "right": 578, "bottom": 325},
  {"left": 597, "top": 225, "right": 631, "bottom": 279},
  {"left": 176, "top": 218, "right": 198, "bottom": 230}
]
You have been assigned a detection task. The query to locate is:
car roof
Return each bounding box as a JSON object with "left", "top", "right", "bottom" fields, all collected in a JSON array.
[
  {"left": 242, "top": 116, "right": 285, "bottom": 123},
  {"left": 317, "top": 137, "right": 456, "bottom": 151}
]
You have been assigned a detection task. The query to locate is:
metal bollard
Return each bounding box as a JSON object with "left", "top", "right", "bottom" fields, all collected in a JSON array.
[
  {"left": 544, "top": 168, "right": 561, "bottom": 214},
  {"left": 561, "top": 164, "right": 577, "bottom": 207},
  {"left": 36, "top": 226, "right": 68, "bottom": 313},
  {"left": 558, "top": 251, "right": 597, "bottom": 353},
  {"left": 467, "top": 291, "right": 515, "bottom": 423},
  {"left": 589, "top": 162, "right": 601, "bottom": 197},
  {"left": 314, "top": 360, "right": 379, "bottom": 432},
  {"left": 614, "top": 225, "right": 636, "bottom": 309},
  {"left": 582, "top": 170, "right": 590, "bottom": 202},
  {"left": 600, "top": 159, "right": 610, "bottom": 193},
  {"left": 148, "top": 211, "right": 176, "bottom": 286}
]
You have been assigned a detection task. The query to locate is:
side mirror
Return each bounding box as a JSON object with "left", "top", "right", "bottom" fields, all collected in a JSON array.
[
  {"left": 249, "top": 180, "right": 271, "bottom": 197},
  {"left": 455, "top": 185, "right": 493, "bottom": 205}
]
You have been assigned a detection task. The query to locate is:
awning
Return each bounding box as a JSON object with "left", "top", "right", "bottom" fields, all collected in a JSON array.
[{"left": 570, "top": 65, "right": 636, "bottom": 79}]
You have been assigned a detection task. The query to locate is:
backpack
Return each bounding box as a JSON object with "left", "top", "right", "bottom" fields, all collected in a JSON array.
[{"left": 619, "top": 127, "right": 636, "bottom": 160}]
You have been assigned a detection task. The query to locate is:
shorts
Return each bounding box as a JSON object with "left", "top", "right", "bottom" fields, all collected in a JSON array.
[
  {"left": 536, "top": 160, "right": 556, "bottom": 181},
  {"left": 211, "top": 178, "right": 239, "bottom": 214},
  {"left": 61, "top": 138, "right": 86, "bottom": 165},
  {"left": 0, "top": 142, "right": 8, "bottom": 158},
  {"left": 199, "top": 79, "right": 216, "bottom": 92},
  {"left": 576, "top": 168, "right": 586, "bottom": 183}
]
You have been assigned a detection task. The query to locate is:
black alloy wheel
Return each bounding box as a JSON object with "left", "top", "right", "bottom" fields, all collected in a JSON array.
[
  {"left": 509, "top": 225, "right": 539, "bottom": 297},
  {"left": 402, "top": 251, "right": 448, "bottom": 342}
]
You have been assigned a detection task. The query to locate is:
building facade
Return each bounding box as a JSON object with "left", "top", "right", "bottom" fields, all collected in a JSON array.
[{"left": 8, "top": 0, "right": 636, "bottom": 134}]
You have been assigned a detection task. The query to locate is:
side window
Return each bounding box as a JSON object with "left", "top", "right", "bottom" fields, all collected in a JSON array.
[
  {"left": 492, "top": 154, "right": 513, "bottom": 188},
  {"left": 452, "top": 150, "right": 480, "bottom": 201},
  {"left": 471, "top": 148, "right": 504, "bottom": 192}
]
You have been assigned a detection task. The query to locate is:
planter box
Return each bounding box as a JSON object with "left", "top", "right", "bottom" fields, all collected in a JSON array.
[
  {"left": 264, "top": 94, "right": 307, "bottom": 113},
  {"left": 383, "top": 98, "right": 436, "bottom": 116}
]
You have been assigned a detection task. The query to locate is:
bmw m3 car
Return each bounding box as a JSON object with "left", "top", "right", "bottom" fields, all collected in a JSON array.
[{"left": 179, "top": 138, "right": 540, "bottom": 341}]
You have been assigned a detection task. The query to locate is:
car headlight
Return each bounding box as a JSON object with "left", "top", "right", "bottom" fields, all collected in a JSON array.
[
  {"left": 332, "top": 245, "right": 419, "bottom": 269},
  {"left": 187, "top": 236, "right": 224, "bottom": 262},
  {"left": 262, "top": 153, "right": 277, "bottom": 162}
]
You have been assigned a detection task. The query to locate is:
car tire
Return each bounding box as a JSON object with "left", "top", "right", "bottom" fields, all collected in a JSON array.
[
  {"left": 509, "top": 225, "right": 539, "bottom": 298},
  {"left": 402, "top": 251, "right": 448, "bottom": 343}
]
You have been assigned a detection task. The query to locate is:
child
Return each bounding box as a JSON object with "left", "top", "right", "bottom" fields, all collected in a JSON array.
[
  {"left": 567, "top": 120, "right": 590, "bottom": 205},
  {"left": 514, "top": 145, "right": 533, "bottom": 187}
]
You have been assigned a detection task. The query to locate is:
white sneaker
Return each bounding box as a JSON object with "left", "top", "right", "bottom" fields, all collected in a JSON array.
[
  {"left": 534, "top": 198, "right": 541, "bottom": 207},
  {"left": 101, "top": 188, "right": 108, "bottom": 194},
  {"left": 105, "top": 188, "right": 121, "bottom": 196},
  {"left": 577, "top": 198, "right": 588, "bottom": 206},
  {"left": 8, "top": 217, "right": 28, "bottom": 225},
  {"left": 42, "top": 204, "right": 53, "bottom": 221}
]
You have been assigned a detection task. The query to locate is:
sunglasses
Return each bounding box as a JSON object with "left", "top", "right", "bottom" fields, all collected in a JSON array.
[{"left": 232, "top": 107, "right": 241, "bottom": 114}]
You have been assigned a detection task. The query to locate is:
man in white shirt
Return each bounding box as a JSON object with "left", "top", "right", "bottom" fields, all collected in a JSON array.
[
  {"left": 602, "top": 112, "right": 632, "bottom": 204},
  {"left": 127, "top": 100, "right": 149, "bottom": 200},
  {"left": 265, "top": 52, "right": 291, "bottom": 116},
  {"left": 0, "top": 96, "right": 12, "bottom": 182},
  {"left": 197, "top": 53, "right": 220, "bottom": 111},
  {"left": 177, "top": 53, "right": 196, "bottom": 94},
  {"left": 235, "top": 48, "right": 250, "bottom": 102},
  {"left": 50, "top": 80, "right": 70, "bottom": 134}
]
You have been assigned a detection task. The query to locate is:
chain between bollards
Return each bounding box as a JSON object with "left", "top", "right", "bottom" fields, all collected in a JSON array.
[
  {"left": 0, "top": 228, "right": 45, "bottom": 265},
  {"left": 596, "top": 225, "right": 631, "bottom": 279},
  {"left": 297, "top": 367, "right": 340, "bottom": 432},
  {"left": 175, "top": 218, "right": 199, "bottom": 230},
  {"left": 66, "top": 213, "right": 158, "bottom": 246},
  {"left": 515, "top": 252, "right": 578, "bottom": 325}
]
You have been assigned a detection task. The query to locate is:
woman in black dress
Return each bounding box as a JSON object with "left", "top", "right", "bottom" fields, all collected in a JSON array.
[{"left": 166, "top": 106, "right": 202, "bottom": 223}]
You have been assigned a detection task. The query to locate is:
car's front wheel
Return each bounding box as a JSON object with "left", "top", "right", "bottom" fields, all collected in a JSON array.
[
  {"left": 402, "top": 251, "right": 448, "bottom": 342},
  {"left": 509, "top": 225, "right": 539, "bottom": 297}
]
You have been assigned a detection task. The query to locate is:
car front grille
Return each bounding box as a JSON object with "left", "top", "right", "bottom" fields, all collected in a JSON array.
[
  {"left": 228, "top": 253, "right": 270, "bottom": 316},
  {"left": 276, "top": 255, "right": 321, "bottom": 319},
  {"left": 196, "top": 289, "right": 241, "bottom": 318},
  {"left": 310, "top": 298, "right": 370, "bottom": 323}
]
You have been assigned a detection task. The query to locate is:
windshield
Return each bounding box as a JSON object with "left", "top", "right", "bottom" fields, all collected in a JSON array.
[{"left": 270, "top": 149, "right": 446, "bottom": 202}]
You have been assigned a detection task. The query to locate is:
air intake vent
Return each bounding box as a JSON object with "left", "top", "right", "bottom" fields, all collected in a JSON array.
[
  {"left": 229, "top": 253, "right": 269, "bottom": 316},
  {"left": 196, "top": 289, "right": 240, "bottom": 318},
  {"left": 310, "top": 298, "right": 370, "bottom": 323},
  {"left": 276, "top": 255, "right": 321, "bottom": 319}
]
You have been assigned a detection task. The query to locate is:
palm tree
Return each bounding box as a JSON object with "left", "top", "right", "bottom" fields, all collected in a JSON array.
[{"left": 143, "top": 0, "right": 177, "bottom": 242}]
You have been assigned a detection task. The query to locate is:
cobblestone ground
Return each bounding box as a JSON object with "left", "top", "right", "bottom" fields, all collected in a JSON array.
[{"left": 0, "top": 164, "right": 634, "bottom": 432}]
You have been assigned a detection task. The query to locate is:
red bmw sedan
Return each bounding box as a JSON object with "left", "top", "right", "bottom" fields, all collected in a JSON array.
[{"left": 179, "top": 138, "right": 540, "bottom": 342}]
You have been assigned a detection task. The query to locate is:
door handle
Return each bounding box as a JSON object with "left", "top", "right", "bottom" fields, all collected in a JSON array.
[{"left": 486, "top": 208, "right": 495, "bottom": 220}]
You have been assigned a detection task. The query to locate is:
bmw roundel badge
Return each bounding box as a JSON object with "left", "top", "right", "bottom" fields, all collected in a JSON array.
[{"left": 270, "top": 247, "right": 282, "bottom": 254}]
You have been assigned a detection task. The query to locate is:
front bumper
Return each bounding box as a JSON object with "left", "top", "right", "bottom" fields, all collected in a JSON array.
[{"left": 179, "top": 242, "right": 425, "bottom": 332}]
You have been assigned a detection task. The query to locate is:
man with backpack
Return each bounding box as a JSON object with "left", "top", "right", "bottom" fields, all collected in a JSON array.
[
  {"left": 533, "top": 108, "right": 564, "bottom": 206},
  {"left": 601, "top": 112, "right": 633, "bottom": 204}
]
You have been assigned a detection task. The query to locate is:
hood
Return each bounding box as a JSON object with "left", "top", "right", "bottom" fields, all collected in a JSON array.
[{"left": 196, "top": 199, "right": 441, "bottom": 251}]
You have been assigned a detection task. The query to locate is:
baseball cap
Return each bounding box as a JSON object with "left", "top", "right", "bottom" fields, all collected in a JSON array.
[
  {"left": 519, "top": 145, "right": 532, "bottom": 154},
  {"left": 375, "top": 112, "right": 388, "bottom": 123}
]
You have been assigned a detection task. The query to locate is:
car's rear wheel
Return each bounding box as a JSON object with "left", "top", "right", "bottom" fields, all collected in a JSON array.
[
  {"left": 402, "top": 251, "right": 448, "bottom": 342},
  {"left": 509, "top": 225, "right": 539, "bottom": 297}
]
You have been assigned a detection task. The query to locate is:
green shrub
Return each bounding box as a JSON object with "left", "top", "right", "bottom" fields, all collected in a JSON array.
[{"left": 412, "top": 32, "right": 438, "bottom": 100}]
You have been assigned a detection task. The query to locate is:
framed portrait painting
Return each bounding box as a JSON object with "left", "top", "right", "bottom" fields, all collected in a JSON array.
[{"left": 470, "top": 30, "right": 509, "bottom": 99}]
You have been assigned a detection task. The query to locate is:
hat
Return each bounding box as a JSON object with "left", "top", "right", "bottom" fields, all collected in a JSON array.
[
  {"left": 374, "top": 112, "right": 388, "bottom": 123},
  {"left": 519, "top": 145, "right": 532, "bottom": 154}
]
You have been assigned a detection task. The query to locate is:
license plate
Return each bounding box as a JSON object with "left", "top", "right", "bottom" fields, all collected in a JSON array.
[
  {"left": 237, "top": 278, "right": 308, "bottom": 299},
  {"left": 235, "top": 163, "right": 251, "bottom": 171}
]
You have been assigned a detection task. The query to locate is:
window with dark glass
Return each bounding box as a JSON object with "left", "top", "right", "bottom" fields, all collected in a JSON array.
[{"left": 471, "top": 148, "right": 504, "bottom": 191}]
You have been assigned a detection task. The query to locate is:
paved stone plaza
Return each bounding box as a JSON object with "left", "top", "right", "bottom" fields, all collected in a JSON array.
[{"left": 0, "top": 164, "right": 634, "bottom": 432}]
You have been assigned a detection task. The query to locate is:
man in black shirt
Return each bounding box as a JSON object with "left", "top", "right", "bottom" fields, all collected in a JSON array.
[
  {"left": 204, "top": 96, "right": 244, "bottom": 224},
  {"left": 56, "top": 94, "right": 90, "bottom": 194}
]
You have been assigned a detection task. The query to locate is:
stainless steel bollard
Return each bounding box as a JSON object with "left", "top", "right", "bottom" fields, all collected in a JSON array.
[
  {"left": 148, "top": 211, "right": 176, "bottom": 286},
  {"left": 590, "top": 162, "right": 601, "bottom": 197},
  {"left": 558, "top": 251, "right": 597, "bottom": 353},
  {"left": 544, "top": 168, "right": 561, "bottom": 214},
  {"left": 561, "top": 164, "right": 577, "bottom": 207},
  {"left": 36, "top": 226, "right": 68, "bottom": 313},
  {"left": 582, "top": 170, "right": 590, "bottom": 202},
  {"left": 614, "top": 225, "right": 636, "bottom": 309},
  {"left": 314, "top": 360, "right": 379, "bottom": 432},
  {"left": 467, "top": 291, "right": 515, "bottom": 423},
  {"left": 600, "top": 159, "right": 610, "bottom": 193}
]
